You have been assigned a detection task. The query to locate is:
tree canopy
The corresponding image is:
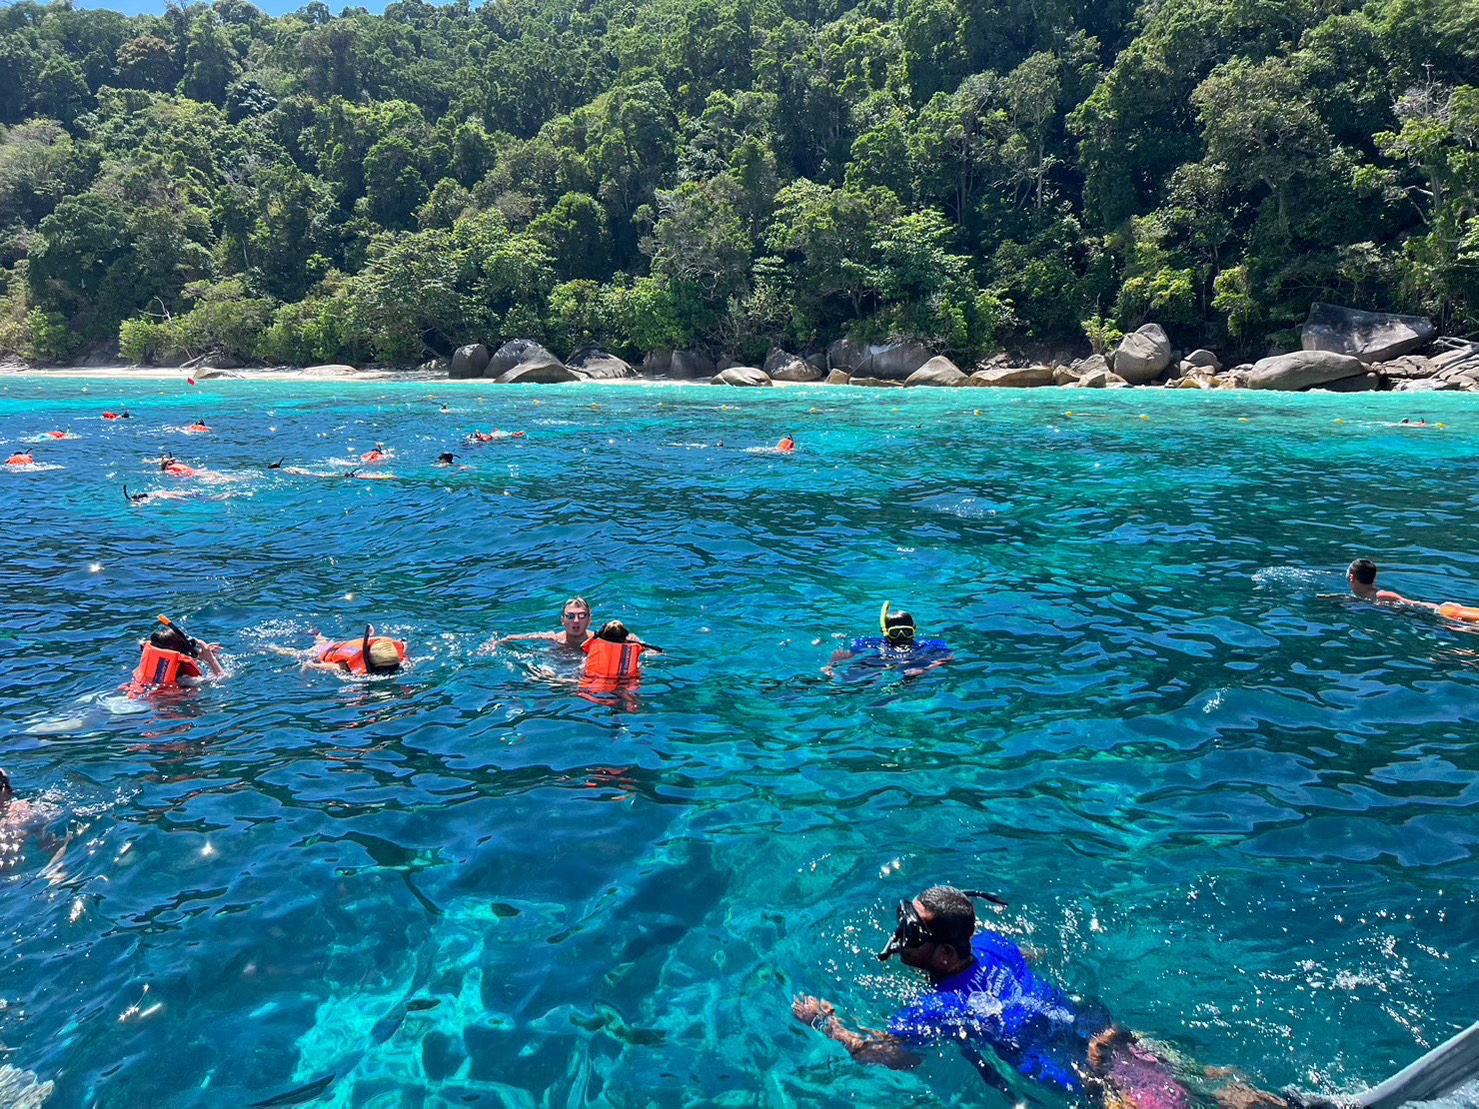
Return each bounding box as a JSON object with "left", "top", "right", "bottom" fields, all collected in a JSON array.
[{"left": 2, "top": 0, "right": 1477, "bottom": 365}]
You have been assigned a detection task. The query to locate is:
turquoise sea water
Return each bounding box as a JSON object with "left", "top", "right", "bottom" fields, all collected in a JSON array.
[{"left": 0, "top": 375, "right": 1476, "bottom": 1108}]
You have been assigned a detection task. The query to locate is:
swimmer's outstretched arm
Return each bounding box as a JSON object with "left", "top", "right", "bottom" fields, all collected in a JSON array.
[
  {"left": 792, "top": 995, "right": 920, "bottom": 1069},
  {"left": 494, "top": 631, "right": 560, "bottom": 645},
  {"left": 196, "top": 642, "right": 226, "bottom": 677},
  {"left": 822, "top": 648, "right": 853, "bottom": 676}
]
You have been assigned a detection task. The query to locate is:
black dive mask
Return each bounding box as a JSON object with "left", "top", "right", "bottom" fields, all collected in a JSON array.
[{"left": 877, "top": 890, "right": 1009, "bottom": 962}]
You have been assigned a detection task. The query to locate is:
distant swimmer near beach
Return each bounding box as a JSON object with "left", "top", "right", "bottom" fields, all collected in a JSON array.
[
  {"left": 824, "top": 601, "right": 953, "bottom": 678},
  {"left": 468, "top": 429, "right": 524, "bottom": 443},
  {"left": 361, "top": 443, "right": 388, "bottom": 463},
  {"left": 184, "top": 419, "right": 209, "bottom": 433},
  {"left": 776, "top": 434, "right": 796, "bottom": 452},
  {"left": 124, "top": 616, "right": 225, "bottom": 697},
  {"left": 437, "top": 452, "right": 457, "bottom": 466},
  {"left": 497, "top": 597, "right": 594, "bottom": 650}
]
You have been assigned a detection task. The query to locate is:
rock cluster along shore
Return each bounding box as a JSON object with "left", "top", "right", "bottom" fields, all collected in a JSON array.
[{"left": 435, "top": 304, "right": 1478, "bottom": 392}]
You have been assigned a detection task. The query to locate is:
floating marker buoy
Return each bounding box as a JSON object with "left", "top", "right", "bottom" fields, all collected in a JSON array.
[
  {"left": 974, "top": 409, "right": 981, "bottom": 415},
  {"left": 1335, "top": 418, "right": 1344, "bottom": 423}
]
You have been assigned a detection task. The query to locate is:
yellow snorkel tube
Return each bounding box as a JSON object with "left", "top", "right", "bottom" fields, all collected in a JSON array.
[{"left": 880, "top": 600, "right": 891, "bottom": 634}]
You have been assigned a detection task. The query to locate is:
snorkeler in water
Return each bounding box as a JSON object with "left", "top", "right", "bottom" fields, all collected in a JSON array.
[
  {"left": 271, "top": 626, "right": 407, "bottom": 675},
  {"left": 795, "top": 885, "right": 1479, "bottom": 1109},
  {"left": 823, "top": 602, "right": 953, "bottom": 678},
  {"left": 125, "top": 616, "right": 225, "bottom": 696},
  {"left": 437, "top": 452, "right": 456, "bottom": 466}
]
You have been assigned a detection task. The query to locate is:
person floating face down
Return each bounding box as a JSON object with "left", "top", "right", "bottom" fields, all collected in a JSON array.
[
  {"left": 125, "top": 618, "right": 226, "bottom": 697},
  {"left": 312, "top": 626, "right": 407, "bottom": 675},
  {"left": 793, "top": 886, "right": 1291, "bottom": 1109},
  {"left": 824, "top": 602, "right": 953, "bottom": 678},
  {"left": 579, "top": 620, "right": 663, "bottom": 696}
]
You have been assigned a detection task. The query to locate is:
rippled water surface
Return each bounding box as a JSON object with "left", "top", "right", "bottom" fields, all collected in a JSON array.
[{"left": 1, "top": 375, "right": 1477, "bottom": 1108}]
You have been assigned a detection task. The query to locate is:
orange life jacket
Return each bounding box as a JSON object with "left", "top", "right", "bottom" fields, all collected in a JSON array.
[
  {"left": 186, "top": 423, "right": 209, "bottom": 433},
  {"left": 6, "top": 453, "right": 33, "bottom": 465},
  {"left": 319, "top": 637, "right": 407, "bottom": 674},
  {"left": 581, "top": 637, "right": 648, "bottom": 680},
  {"left": 103, "top": 412, "right": 119, "bottom": 420},
  {"left": 128, "top": 643, "right": 202, "bottom": 693},
  {"left": 46, "top": 431, "right": 66, "bottom": 439},
  {"left": 163, "top": 463, "right": 196, "bottom": 477},
  {"left": 361, "top": 449, "right": 385, "bottom": 463},
  {"left": 1438, "top": 602, "right": 1479, "bottom": 623},
  {"left": 776, "top": 437, "right": 795, "bottom": 452}
]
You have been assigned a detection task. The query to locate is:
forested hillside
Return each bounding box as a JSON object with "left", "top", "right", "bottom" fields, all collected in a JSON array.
[{"left": 1, "top": 0, "right": 1476, "bottom": 366}]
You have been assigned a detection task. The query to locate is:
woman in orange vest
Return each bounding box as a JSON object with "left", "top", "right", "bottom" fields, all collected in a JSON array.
[
  {"left": 776, "top": 434, "right": 796, "bottom": 452},
  {"left": 581, "top": 621, "right": 662, "bottom": 684},
  {"left": 125, "top": 617, "right": 225, "bottom": 697},
  {"left": 305, "top": 626, "right": 408, "bottom": 674}
]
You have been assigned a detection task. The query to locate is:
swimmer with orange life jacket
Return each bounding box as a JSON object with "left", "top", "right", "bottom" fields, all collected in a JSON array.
[
  {"left": 776, "top": 434, "right": 796, "bottom": 452},
  {"left": 159, "top": 455, "right": 197, "bottom": 478},
  {"left": 1347, "top": 558, "right": 1479, "bottom": 626},
  {"left": 184, "top": 419, "right": 209, "bottom": 433},
  {"left": 361, "top": 443, "right": 388, "bottom": 463},
  {"left": 6, "top": 451, "right": 34, "bottom": 465},
  {"left": 124, "top": 616, "right": 225, "bottom": 697},
  {"left": 269, "top": 626, "right": 407, "bottom": 674},
  {"left": 581, "top": 620, "right": 663, "bottom": 686}
]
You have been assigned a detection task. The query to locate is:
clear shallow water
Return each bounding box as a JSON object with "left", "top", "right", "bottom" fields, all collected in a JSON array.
[{"left": 0, "top": 376, "right": 1476, "bottom": 1108}]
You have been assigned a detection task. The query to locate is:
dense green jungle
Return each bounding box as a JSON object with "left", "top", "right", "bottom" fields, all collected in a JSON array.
[{"left": 1, "top": 0, "right": 1477, "bottom": 367}]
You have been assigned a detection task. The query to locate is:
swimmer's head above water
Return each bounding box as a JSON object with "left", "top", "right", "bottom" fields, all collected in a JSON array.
[
  {"left": 879, "top": 601, "right": 916, "bottom": 647},
  {"left": 0, "top": 767, "right": 12, "bottom": 802},
  {"left": 1348, "top": 558, "right": 1378, "bottom": 593}
]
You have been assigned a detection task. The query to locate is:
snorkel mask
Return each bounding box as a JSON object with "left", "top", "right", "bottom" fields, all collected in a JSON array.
[
  {"left": 157, "top": 614, "right": 202, "bottom": 658},
  {"left": 877, "top": 889, "right": 1009, "bottom": 961},
  {"left": 879, "top": 601, "right": 916, "bottom": 645}
]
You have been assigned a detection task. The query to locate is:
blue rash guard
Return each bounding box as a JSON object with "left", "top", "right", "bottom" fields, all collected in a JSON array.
[
  {"left": 847, "top": 636, "right": 952, "bottom": 668},
  {"left": 885, "top": 931, "right": 1109, "bottom": 1094}
]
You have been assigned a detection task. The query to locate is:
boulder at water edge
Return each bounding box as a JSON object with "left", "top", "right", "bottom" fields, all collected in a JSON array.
[
  {"left": 712, "top": 366, "right": 772, "bottom": 387},
  {"left": 825, "top": 369, "right": 851, "bottom": 385},
  {"left": 449, "top": 344, "right": 489, "bottom": 379},
  {"left": 827, "top": 338, "right": 869, "bottom": 373},
  {"left": 905, "top": 356, "right": 968, "bottom": 386},
  {"left": 970, "top": 365, "right": 1055, "bottom": 387},
  {"left": 1317, "top": 372, "right": 1381, "bottom": 392},
  {"left": 1243, "top": 350, "right": 1365, "bottom": 390},
  {"left": 1302, "top": 302, "right": 1437, "bottom": 363},
  {"left": 568, "top": 346, "right": 635, "bottom": 380},
  {"left": 1185, "top": 348, "right": 1222, "bottom": 371},
  {"left": 1072, "top": 367, "right": 1130, "bottom": 388},
  {"left": 847, "top": 376, "right": 904, "bottom": 387},
  {"left": 669, "top": 350, "right": 716, "bottom": 379},
  {"left": 1111, "top": 324, "right": 1172, "bottom": 384},
  {"left": 866, "top": 340, "right": 934, "bottom": 381},
  {"left": 486, "top": 339, "right": 556, "bottom": 379},
  {"left": 498, "top": 359, "right": 580, "bottom": 384},
  {"left": 764, "top": 348, "right": 824, "bottom": 382}
]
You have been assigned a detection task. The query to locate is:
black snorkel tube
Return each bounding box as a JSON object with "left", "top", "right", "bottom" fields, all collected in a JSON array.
[
  {"left": 360, "top": 624, "right": 399, "bottom": 674},
  {"left": 157, "top": 613, "right": 202, "bottom": 658}
]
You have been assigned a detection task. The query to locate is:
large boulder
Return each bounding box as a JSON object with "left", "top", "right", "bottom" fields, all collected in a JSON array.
[
  {"left": 764, "top": 348, "right": 824, "bottom": 382},
  {"left": 642, "top": 349, "right": 673, "bottom": 375},
  {"left": 1072, "top": 368, "right": 1130, "bottom": 388},
  {"left": 1394, "top": 376, "right": 1461, "bottom": 392},
  {"left": 828, "top": 338, "right": 869, "bottom": 373},
  {"left": 449, "top": 343, "right": 489, "bottom": 379},
  {"left": 825, "top": 369, "right": 851, "bottom": 385},
  {"left": 1243, "top": 349, "right": 1366, "bottom": 390},
  {"left": 567, "top": 346, "right": 635, "bottom": 380},
  {"left": 486, "top": 339, "right": 555, "bottom": 378},
  {"left": 1053, "top": 366, "right": 1081, "bottom": 386},
  {"left": 973, "top": 364, "right": 1055, "bottom": 387},
  {"left": 1185, "top": 348, "right": 1222, "bottom": 371},
  {"left": 498, "top": 359, "right": 580, "bottom": 384},
  {"left": 905, "top": 356, "right": 968, "bottom": 386},
  {"left": 847, "top": 376, "right": 904, "bottom": 388},
  {"left": 1111, "top": 323, "right": 1173, "bottom": 384},
  {"left": 712, "top": 366, "right": 772, "bottom": 387},
  {"left": 1302, "top": 302, "right": 1437, "bottom": 363},
  {"left": 1317, "top": 372, "right": 1382, "bottom": 392},
  {"left": 866, "top": 340, "right": 934, "bottom": 381},
  {"left": 669, "top": 350, "right": 716, "bottom": 379}
]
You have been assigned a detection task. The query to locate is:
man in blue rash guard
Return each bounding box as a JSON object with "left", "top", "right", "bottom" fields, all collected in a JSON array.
[
  {"left": 793, "top": 887, "right": 1286, "bottom": 1109},
  {"left": 822, "top": 602, "right": 952, "bottom": 679}
]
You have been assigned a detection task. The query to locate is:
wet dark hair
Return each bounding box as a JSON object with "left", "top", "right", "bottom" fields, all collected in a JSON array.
[
  {"left": 1349, "top": 559, "right": 1378, "bottom": 586},
  {"left": 595, "top": 620, "right": 630, "bottom": 642},
  {"left": 884, "top": 609, "right": 916, "bottom": 644},
  {"left": 438, "top": 452, "right": 456, "bottom": 464},
  {"left": 149, "top": 626, "right": 196, "bottom": 655},
  {"left": 0, "top": 767, "right": 12, "bottom": 800},
  {"left": 918, "top": 886, "right": 976, "bottom": 957}
]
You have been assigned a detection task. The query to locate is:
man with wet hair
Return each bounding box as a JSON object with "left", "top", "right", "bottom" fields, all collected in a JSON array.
[
  {"left": 496, "top": 596, "right": 595, "bottom": 649},
  {"left": 1346, "top": 559, "right": 1436, "bottom": 610}
]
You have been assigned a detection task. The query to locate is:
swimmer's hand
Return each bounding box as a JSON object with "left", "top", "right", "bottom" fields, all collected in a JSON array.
[
  {"left": 792, "top": 995, "right": 833, "bottom": 1028},
  {"left": 793, "top": 995, "right": 919, "bottom": 1069}
]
